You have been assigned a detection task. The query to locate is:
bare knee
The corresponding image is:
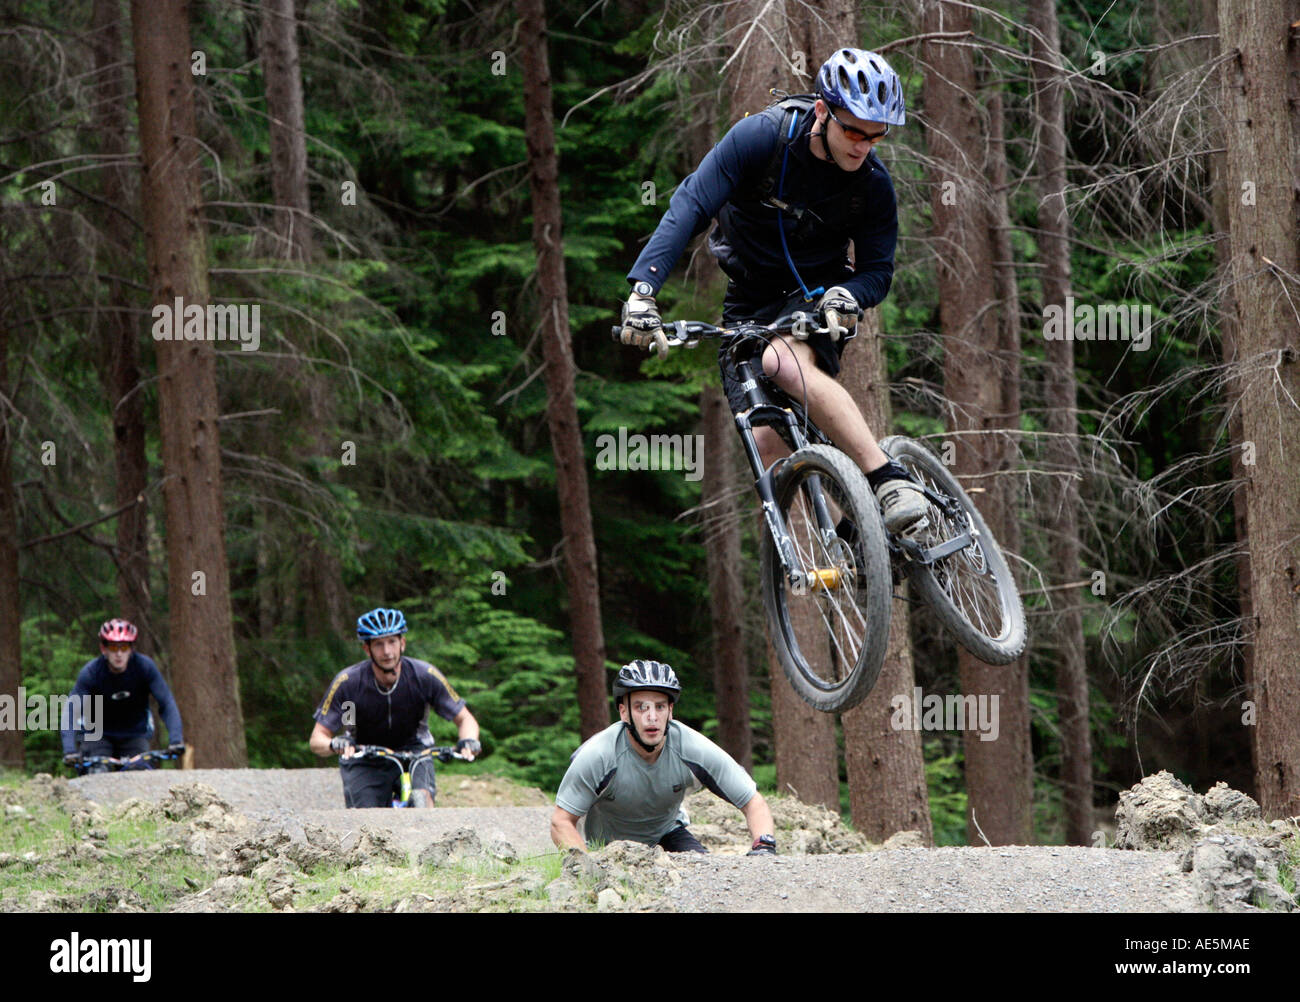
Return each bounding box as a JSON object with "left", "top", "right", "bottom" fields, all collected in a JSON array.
[{"left": 761, "top": 340, "right": 801, "bottom": 392}]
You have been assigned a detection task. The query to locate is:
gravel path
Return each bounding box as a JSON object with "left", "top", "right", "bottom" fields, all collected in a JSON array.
[
  {"left": 68, "top": 769, "right": 1206, "bottom": 912},
  {"left": 70, "top": 768, "right": 557, "bottom": 856},
  {"left": 660, "top": 846, "right": 1200, "bottom": 912}
]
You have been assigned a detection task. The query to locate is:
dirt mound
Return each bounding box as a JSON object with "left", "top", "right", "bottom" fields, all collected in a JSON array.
[
  {"left": 1115, "top": 772, "right": 1298, "bottom": 912},
  {"left": 418, "top": 827, "right": 483, "bottom": 866},
  {"left": 540, "top": 839, "right": 685, "bottom": 912},
  {"left": 159, "top": 783, "right": 233, "bottom": 822},
  {"left": 1180, "top": 834, "right": 1294, "bottom": 912},
  {"left": 683, "top": 790, "right": 873, "bottom": 855},
  {"left": 1114, "top": 772, "right": 1291, "bottom": 850},
  {"left": 171, "top": 875, "right": 256, "bottom": 913},
  {"left": 109, "top": 797, "right": 159, "bottom": 823},
  {"left": 343, "top": 824, "right": 408, "bottom": 867}
]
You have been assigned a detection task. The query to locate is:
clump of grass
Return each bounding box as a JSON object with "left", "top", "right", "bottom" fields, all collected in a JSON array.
[
  {"left": 268, "top": 850, "right": 573, "bottom": 912},
  {"left": 1276, "top": 837, "right": 1299, "bottom": 900},
  {"left": 0, "top": 778, "right": 217, "bottom": 912}
]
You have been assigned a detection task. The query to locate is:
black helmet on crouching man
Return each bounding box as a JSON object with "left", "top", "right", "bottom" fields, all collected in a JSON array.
[{"left": 612, "top": 659, "right": 681, "bottom": 705}]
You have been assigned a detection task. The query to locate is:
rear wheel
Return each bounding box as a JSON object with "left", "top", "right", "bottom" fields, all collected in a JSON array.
[
  {"left": 879, "top": 436, "right": 1026, "bottom": 664},
  {"left": 760, "top": 445, "right": 892, "bottom": 712}
]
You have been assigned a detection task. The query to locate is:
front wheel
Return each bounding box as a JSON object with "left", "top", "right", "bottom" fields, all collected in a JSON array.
[
  {"left": 760, "top": 444, "right": 892, "bottom": 712},
  {"left": 878, "top": 436, "right": 1026, "bottom": 664}
]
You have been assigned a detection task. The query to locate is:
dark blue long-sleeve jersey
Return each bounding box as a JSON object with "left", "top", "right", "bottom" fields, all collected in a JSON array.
[
  {"left": 627, "top": 106, "right": 898, "bottom": 307},
  {"left": 60, "top": 652, "right": 184, "bottom": 753}
]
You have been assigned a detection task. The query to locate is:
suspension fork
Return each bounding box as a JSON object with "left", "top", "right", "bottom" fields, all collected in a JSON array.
[{"left": 732, "top": 358, "right": 836, "bottom": 588}]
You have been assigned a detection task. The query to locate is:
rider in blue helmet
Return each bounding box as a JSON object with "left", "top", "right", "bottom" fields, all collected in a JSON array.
[
  {"left": 308, "top": 607, "right": 482, "bottom": 807},
  {"left": 619, "top": 46, "right": 926, "bottom": 534}
]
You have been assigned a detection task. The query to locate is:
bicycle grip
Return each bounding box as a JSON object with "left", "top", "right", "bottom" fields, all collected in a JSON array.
[{"left": 610, "top": 326, "right": 623, "bottom": 341}]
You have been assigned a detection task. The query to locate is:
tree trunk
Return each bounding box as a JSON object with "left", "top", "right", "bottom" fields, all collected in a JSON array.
[
  {"left": 724, "top": 0, "right": 838, "bottom": 804},
  {"left": 0, "top": 284, "right": 24, "bottom": 770},
  {"left": 922, "top": 0, "right": 1031, "bottom": 844},
  {"left": 1204, "top": 0, "right": 1258, "bottom": 798},
  {"left": 701, "top": 383, "right": 752, "bottom": 770},
  {"left": 723, "top": 0, "right": 787, "bottom": 120},
  {"left": 1217, "top": 0, "right": 1300, "bottom": 819},
  {"left": 1029, "top": 0, "right": 1092, "bottom": 844},
  {"left": 840, "top": 308, "right": 932, "bottom": 842},
  {"left": 517, "top": 0, "right": 609, "bottom": 739},
  {"left": 260, "top": 0, "right": 312, "bottom": 262},
  {"left": 259, "top": 0, "right": 348, "bottom": 638},
  {"left": 92, "top": 0, "right": 152, "bottom": 651},
  {"left": 768, "top": 639, "right": 840, "bottom": 809},
  {"left": 132, "top": 0, "right": 247, "bottom": 767}
]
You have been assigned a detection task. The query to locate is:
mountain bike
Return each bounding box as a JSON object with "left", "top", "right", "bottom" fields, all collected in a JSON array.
[
  {"left": 71, "top": 747, "right": 185, "bottom": 776},
  {"left": 613, "top": 312, "right": 1026, "bottom": 712},
  {"left": 340, "top": 744, "right": 468, "bottom": 808}
]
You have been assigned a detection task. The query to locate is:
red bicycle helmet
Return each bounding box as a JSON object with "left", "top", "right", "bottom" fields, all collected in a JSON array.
[{"left": 98, "top": 619, "right": 138, "bottom": 643}]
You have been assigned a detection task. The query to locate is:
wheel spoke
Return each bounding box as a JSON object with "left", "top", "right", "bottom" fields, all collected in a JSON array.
[
  {"left": 904, "top": 459, "right": 1007, "bottom": 641},
  {"left": 762, "top": 445, "right": 893, "bottom": 711},
  {"left": 783, "top": 470, "right": 873, "bottom": 688}
]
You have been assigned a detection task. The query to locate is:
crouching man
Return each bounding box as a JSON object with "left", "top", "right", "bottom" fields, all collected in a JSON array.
[{"left": 550, "top": 660, "right": 776, "bottom": 856}]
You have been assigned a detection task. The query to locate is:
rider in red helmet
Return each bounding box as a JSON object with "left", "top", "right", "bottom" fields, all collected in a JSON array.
[{"left": 60, "top": 619, "right": 185, "bottom": 772}]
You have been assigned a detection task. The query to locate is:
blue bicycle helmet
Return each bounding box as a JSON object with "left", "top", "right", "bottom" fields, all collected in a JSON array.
[
  {"left": 816, "top": 48, "right": 906, "bottom": 126},
  {"left": 356, "top": 607, "right": 407, "bottom": 639}
]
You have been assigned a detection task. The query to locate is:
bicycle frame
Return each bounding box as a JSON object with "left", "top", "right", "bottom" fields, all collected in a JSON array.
[
  {"left": 342, "top": 745, "right": 462, "bottom": 808},
  {"left": 720, "top": 324, "right": 849, "bottom": 591},
  {"left": 616, "top": 314, "right": 976, "bottom": 579}
]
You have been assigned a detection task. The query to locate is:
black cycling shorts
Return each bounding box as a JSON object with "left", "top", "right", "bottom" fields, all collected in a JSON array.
[
  {"left": 657, "top": 823, "right": 708, "bottom": 854},
  {"left": 718, "top": 278, "right": 851, "bottom": 420}
]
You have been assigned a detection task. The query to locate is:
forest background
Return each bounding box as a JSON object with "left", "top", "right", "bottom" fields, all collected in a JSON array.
[{"left": 2, "top": 0, "right": 1297, "bottom": 847}]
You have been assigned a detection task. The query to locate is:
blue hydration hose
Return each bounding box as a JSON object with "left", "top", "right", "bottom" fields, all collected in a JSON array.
[{"left": 775, "top": 109, "right": 824, "bottom": 303}]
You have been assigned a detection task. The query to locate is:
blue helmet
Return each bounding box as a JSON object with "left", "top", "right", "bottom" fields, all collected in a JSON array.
[
  {"left": 356, "top": 607, "right": 407, "bottom": 640},
  {"left": 816, "top": 48, "right": 906, "bottom": 126}
]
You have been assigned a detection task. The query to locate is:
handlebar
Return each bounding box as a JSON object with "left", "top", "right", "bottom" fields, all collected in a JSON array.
[
  {"left": 73, "top": 747, "right": 183, "bottom": 773},
  {"left": 610, "top": 311, "right": 834, "bottom": 348},
  {"left": 341, "top": 744, "right": 468, "bottom": 765}
]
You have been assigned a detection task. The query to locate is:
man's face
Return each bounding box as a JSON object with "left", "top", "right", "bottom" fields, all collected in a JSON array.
[
  {"left": 101, "top": 642, "right": 132, "bottom": 672},
  {"left": 619, "top": 690, "right": 673, "bottom": 748},
  {"left": 364, "top": 634, "right": 406, "bottom": 677},
  {"left": 815, "top": 99, "right": 887, "bottom": 170}
]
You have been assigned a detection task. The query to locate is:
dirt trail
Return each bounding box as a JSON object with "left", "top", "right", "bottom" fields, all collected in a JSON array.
[{"left": 52, "top": 768, "right": 1255, "bottom": 912}]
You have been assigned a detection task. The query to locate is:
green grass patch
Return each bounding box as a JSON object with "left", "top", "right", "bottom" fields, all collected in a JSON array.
[{"left": 0, "top": 783, "right": 219, "bottom": 912}]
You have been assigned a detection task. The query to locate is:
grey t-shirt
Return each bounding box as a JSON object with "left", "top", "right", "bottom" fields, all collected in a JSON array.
[{"left": 555, "top": 720, "right": 757, "bottom": 846}]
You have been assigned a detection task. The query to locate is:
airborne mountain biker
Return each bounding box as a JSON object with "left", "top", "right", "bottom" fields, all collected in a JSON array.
[
  {"left": 619, "top": 47, "right": 926, "bottom": 534},
  {"left": 551, "top": 661, "right": 776, "bottom": 855},
  {"left": 309, "top": 608, "right": 481, "bottom": 807}
]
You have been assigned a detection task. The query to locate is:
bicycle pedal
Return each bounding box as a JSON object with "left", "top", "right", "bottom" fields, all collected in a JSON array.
[{"left": 899, "top": 516, "right": 929, "bottom": 539}]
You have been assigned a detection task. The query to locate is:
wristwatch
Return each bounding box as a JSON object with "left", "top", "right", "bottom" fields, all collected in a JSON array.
[{"left": 631, "top": 281, "right": 654, "bottom": 298}]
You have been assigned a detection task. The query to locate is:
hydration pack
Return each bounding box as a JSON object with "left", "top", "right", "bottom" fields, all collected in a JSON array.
[{"left": 740, "top": 90, "right": 881, "bottom": 221}]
